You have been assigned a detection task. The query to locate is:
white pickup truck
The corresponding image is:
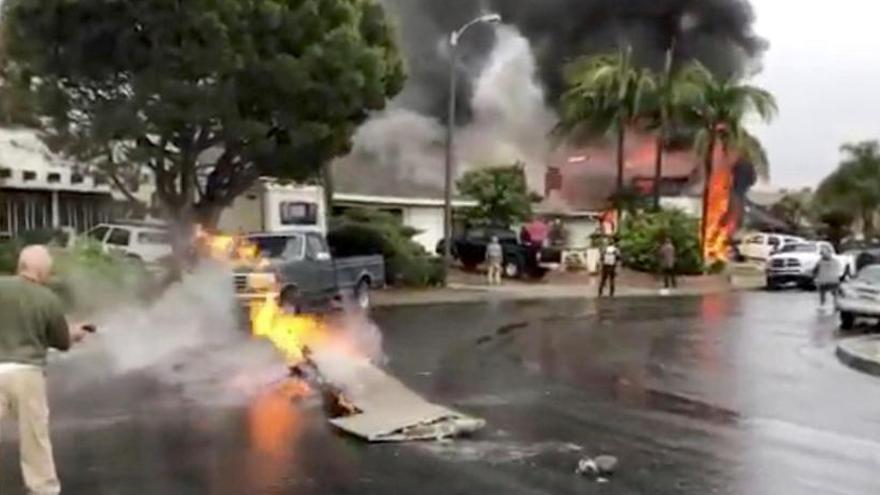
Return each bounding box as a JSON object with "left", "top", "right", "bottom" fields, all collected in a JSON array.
[{"left": 766, "top": 241, "right": 856, "bottom": 289}]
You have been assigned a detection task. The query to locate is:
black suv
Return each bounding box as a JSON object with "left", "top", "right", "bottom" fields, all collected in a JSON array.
[{"left": 437, "top": 227, "right": 559, "bottom": 279}]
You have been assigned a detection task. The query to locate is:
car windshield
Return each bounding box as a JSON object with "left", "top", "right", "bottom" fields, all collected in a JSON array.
[
  {"left": 779, "top": 243, "right": 818, "bottom": 253},
  {"left": 247, "top": 235, "right": 303, "bottom": 259},
  {"left": 857, "top": 266, "right": 880, "bottom": 284}
]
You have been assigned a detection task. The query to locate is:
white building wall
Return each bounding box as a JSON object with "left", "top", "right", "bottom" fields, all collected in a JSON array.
[{"left": 403, "top": 205, "right": 445, "bottom": 254}]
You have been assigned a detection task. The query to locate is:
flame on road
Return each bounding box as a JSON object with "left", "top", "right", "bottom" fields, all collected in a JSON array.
[{"left": 250, "top": 293, "right": 324, "bottom": 365}]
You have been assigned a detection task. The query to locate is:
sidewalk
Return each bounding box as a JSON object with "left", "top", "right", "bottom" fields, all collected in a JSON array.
[
  {"left": 373, "top": 272, "right": 737, "bottom": 308},
  {"left": 837, "top": 337, "right": 880, "bottom": 377}
]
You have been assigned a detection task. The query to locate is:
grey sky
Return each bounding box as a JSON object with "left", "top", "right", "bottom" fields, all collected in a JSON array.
[{"left": 751, "top": 0, "right": 880, "bottom": 188}]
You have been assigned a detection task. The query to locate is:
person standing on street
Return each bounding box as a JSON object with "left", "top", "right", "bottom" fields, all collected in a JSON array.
[
  {"left": 486, "top": 236, "right": 504, "bottom": 286},
  {"left": 814, "top": 247, "right": 841, "bottom": 308},
  {"left": 0, "top": 245, "right": 90, "bottom": 495},
  {"left": 659, "top": 238, "right": 677, "bottom": 290},
  {"left": 598, "top": 238, "right": 620, "bottom": 297}
]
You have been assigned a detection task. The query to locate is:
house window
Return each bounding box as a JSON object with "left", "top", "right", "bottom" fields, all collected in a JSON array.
[
  {"left": 93, "top": 174, "right": 108, "bottom": 186},
  {"left": 22, "top": 171, "right": 36, "bottom": 181},
  {"left": 47, "top": 173, "right": 61, "bottom": 183},
  {"left": 279, "top": 201, "right": 318, "bottom": 226},
  {"left": 0, "top": 168, "right": 10, "bottom": 179},
  {"left": 71, "top": 173, "right": 84, "bottom": 184}
]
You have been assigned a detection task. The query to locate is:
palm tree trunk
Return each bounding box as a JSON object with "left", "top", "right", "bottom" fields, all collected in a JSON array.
[
  {"left": 616, "top": 124, "right": 626, "bottom": 194},
  {"left": 700, "top": 128, "right": 718, "bottom": 263},
  {"left": 653, "top": 132, "right": 664, "bottom": 210}
]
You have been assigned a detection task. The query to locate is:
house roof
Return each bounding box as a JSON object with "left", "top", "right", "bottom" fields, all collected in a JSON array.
[{"left": 332, "top": 155, "right": 449, "bottom": 201}]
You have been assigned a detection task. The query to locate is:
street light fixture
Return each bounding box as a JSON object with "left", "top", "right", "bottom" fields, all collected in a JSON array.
[{"left": 443, "top": 12, "right": 502, "bottom": 284}]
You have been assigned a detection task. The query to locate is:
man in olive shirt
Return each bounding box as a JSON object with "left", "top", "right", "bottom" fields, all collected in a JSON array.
[{"left": 0, "top": 245, "right": 88, "bottom": 495}]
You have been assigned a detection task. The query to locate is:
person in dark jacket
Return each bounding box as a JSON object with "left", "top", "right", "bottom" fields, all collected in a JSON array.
[{"left": 659, "top": 238, "right": 677, "bottom": 289}]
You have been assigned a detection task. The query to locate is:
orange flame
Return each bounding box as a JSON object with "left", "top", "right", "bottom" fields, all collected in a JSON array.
[
  {"left": 195, "top": 226, "right": 325, "bottom": 365},
  {"left": 703, "top": 148, "right": 738, "bottom": 264},
  {"left": 250, "top": 293, "right": 325, "bottom": 365}
]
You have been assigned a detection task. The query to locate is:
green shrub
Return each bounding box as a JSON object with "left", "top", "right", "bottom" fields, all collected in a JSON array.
[
  {"left": 329, "top": 209, "right": 438, "bottom": 287},
  {"left": 48, "top": 240, "right": 153, "bottom": 314},
  {"left": 618, "top": 209, "right": 702, "bottom": 275}
]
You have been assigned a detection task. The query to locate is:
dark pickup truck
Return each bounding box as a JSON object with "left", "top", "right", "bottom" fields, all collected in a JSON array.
[
  {"left": 233, "top": 232, "right": 384, "bottom": 312},
  {"left": 438, "top": 227, "right": 561, "bottom": 279}
]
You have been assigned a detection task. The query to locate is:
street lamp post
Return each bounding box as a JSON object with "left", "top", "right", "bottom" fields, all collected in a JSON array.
[{"left": 443, "top": 13, "right": 501, "bottom": 284}]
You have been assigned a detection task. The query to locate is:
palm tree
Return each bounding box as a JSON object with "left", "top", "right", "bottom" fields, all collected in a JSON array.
[
  {"left": 648, "top": 60, "right": 710, "bottom": 209},
  {"left": 815, "top": 141, "right": 880, "bottom": 238},
  {"left": 687, "top": 67, "right": 777, "bottom": 257},
  {"left": 556, "top": 47, "right": 656, "bottom": 195}
]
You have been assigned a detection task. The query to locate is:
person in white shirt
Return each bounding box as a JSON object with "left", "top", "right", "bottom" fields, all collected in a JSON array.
[{"left": 598, "top": 238, "right": 621, "bottom": 297}]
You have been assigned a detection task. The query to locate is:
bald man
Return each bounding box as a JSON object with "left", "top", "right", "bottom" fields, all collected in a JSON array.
[{"left": 0, "top": 245, "right": 89, "bottom": 495}]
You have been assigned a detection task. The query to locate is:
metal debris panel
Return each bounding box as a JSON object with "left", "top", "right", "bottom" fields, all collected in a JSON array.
[{"left": 312, "top": 353, "right": 485, "bottom": 442}]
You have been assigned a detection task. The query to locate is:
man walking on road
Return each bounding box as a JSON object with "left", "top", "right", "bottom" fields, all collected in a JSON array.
[
  {"left": 598, "top": 238, "right": 620, "bottom": 297},
  {"left": 659, "top": 238, "right": 677, "bottom": 290},
  {"left": 0, "top": 245, "right": 90, "bottom": 495},
  {"left": 814, "top": 247, "right": 841, "bottom": 309},
  {"left": 486, "top": 236, "right": 504, "bottom": 286}
]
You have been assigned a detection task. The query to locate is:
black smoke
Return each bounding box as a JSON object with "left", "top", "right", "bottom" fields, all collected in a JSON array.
[{"left": 377, "top": 0, "right": 767, "bottom": 121}]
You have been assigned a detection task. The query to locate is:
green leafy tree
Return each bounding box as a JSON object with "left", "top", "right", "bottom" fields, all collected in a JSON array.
[
  {"left": 617, "top": 209, "right": 702, "bottom": 275},
  {"left": 456, "top": 164, "right": 541, "bottom": 228},
  {"left": 770, "top": 189, "right": 813, "bottom": 231},
  {"left": 815, "top": 141, "right": 880, "bottom": 238},
  {"left": 1, "top": 0, "right": 405, "bottom": 242},
  {"left": 687, "top": 66, "right": 777, "bottom": 258},
  {"left": 556, "top": 48, "right": 656, "bottom": 195},
  {"left": 814, "top": 209, "right": 855, "bottom": 250}
]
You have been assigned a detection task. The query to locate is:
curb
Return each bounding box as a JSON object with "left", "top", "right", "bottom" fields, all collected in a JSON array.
[
  {"left": 836, "top": 337, "right": 880, "bottom": 377},
  {"left": 372, "top": 285, "right": 733, "bottom": 309}
]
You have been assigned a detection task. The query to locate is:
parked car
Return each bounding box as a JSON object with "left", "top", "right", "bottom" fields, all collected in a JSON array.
[
  {"left": 765, "top": 241, "right": 856, "bottom": 290},
  {"left": 740, "top": 232, "right": 804, "bottom": 261},
  {"left": 84, "top": 222, "right": 172, "bottom": 264},
  {"left": 837, "top": 264, "right": 880, "bottom": 330},
  {"left": 233, "top": 231, "right": 384, "bottom": 312},
  {"left": 840, "top": 239, "right": 880, "bottom": 272},
  {"left": 439, "top": 227, "right": 560, "bottom": 279}
]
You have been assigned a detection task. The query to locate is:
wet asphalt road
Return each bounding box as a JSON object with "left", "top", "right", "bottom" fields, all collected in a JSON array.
[{"left": 4, "top": 291, "right": 880, "bottom": 494}]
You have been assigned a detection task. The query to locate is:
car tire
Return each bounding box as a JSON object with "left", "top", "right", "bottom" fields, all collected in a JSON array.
[
  {"left": 504, "top": 258, "right": 523, "bottom": 279},
  {"left": 354, "top": 278, "right": 371, "bottom": 310},
  {"left": 279, "top": 286, "right": 301, "bottom": 314},
  {"left": 766, "top": 279, "right": 779, "bottom": 291},
  {"left": 840, "top": 311, "right": 855, "bottom": 331}
]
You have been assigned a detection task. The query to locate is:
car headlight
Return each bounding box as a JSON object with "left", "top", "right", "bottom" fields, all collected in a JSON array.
[{"left": 247, "top": 272, "right": 277, "bottom": 291}]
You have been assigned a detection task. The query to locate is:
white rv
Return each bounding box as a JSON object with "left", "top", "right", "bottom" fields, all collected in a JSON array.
[{"left": 218, "top": 180, "right": 327, "bottom": 235}]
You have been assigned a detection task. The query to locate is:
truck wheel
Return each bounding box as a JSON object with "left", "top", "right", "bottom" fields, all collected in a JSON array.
[
  {"left": 840, "top": 312, "right": 855, "bottom": 330},
  {"left": 503, "top": 258, "right": 522, "bottom": 279},
  {"left": 280, "top": 286, "right": 301, "bottom": 314},
  {"left": 354, "top": 279, "right": 371, "bottom": 310}
]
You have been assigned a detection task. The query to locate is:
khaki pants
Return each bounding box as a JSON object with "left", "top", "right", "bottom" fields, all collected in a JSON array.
[
  {"left": 487, "top": 261, "right": 503, "bottom": 285},
  {"left": 0, "top": 368, "right": 60, "bottom": 495}
]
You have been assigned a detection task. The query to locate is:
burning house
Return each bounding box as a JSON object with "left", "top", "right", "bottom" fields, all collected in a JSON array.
[
  {"left": 345, "top": 0, "right": 768, "bottom": 261},
  {"left": 545, "top": 130, "right": 760, "bottom": 261}
]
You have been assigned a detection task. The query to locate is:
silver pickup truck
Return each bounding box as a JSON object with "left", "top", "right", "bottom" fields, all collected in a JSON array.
[{"left": 233, "top": 232, "right": 384, "bottom": 312}]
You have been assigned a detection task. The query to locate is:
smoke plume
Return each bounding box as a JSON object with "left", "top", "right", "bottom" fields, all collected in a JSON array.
[
  {"left": 336, "top": 0, "right": 765, "bottom": 196},
  {"left": 54, "top": 266, "right": 386, "bottom": 406}
]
